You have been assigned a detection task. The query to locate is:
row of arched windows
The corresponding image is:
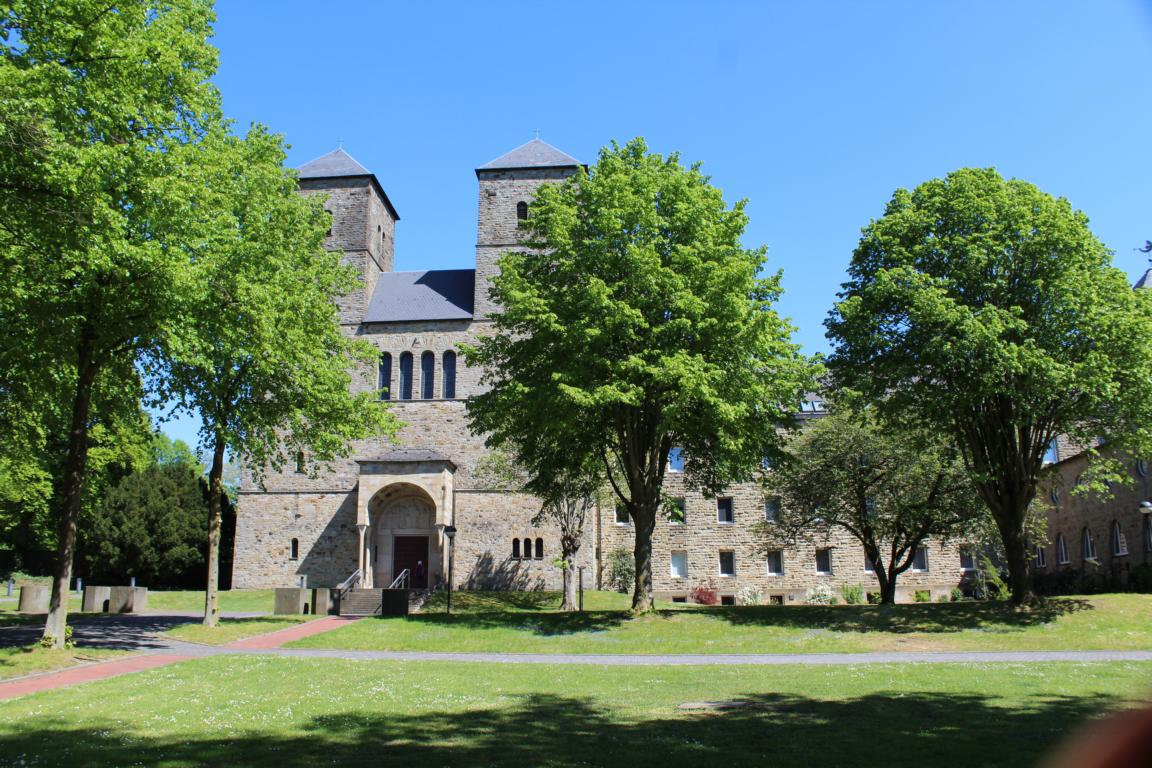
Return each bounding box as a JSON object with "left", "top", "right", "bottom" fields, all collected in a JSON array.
[
  {"left": 1049, "top": 521, "right": 1149, "bottom": 567},
  {"left": 512, "top": 537, "right": 544, "bottom": 560},
  {"left": 379, "top": 351, "right": 457, "bottom": 400}
]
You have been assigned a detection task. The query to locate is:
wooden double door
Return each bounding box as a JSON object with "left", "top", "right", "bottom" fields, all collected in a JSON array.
[{"left": 393, "top": 535, "right": 430, "bottom": 589}]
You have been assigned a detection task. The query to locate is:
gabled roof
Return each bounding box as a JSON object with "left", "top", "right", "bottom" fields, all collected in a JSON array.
[
  {"left": 297, "top": 148, "right": 372, "bottom": 179},
  {"left": 364, "top": 269, "right": 475, "bottom": 323},
  {"left": 1134, "top": 268, "right": 1152, "bottom": 290},
  {"left": 477, "top": 138, "right": 582, "bottom": 172},
  {"left": 296, "top": 148, "right": 400, "bottom": 221}
]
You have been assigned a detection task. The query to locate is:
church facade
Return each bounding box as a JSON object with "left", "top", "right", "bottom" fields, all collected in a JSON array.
[{"left": 233, "top": 139, "right": 967, "bottom": 604}]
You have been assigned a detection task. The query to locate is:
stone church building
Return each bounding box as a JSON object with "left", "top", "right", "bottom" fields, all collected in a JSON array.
[{"left": 233, "top": 139, "right": 966, "bottom": 603}]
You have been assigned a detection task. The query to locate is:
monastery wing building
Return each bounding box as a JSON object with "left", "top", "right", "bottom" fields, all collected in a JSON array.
[{"left": 233, "top": 139, "right": 968, "bottom": 604}]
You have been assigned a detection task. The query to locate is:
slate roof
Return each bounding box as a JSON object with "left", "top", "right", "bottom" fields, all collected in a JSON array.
[
  {"left": 297, "top": 148, "right": 372, "bottom": 179},
  {"left": 1134, "top": 268, "right": 1152, "bottom": 290},
  {"left": 296, "top": 148, "right": 400, "bottom": 221},
  {"left": 478, "top": 138, "right": 582, "bottom": 171},
  {"left": 363, "top": 269, "right": 475, "bottom": 323}
]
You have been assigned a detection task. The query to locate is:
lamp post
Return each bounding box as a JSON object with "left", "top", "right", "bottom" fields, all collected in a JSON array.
[{"left": 443, "top": 525, "right": 457, "bottom": 615}]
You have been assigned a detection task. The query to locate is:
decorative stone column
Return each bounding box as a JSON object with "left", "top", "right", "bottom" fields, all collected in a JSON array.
[{"left": 356, "top": 523, "right": 368, "bottom": 584}]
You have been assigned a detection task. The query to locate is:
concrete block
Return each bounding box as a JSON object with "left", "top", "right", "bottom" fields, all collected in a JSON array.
[
  {"left": 18, "top": 585, "right": 49, "bottom": 613},
  {"left": 82, "top": 586, "right": 112, "bottom": 613},
  {"left": 311, "top": 588, "right": 335, "bottom": 615},
  {"left": 274, "top": 587, "right": 311, "bottom": 615},
  {"left": 108, "top": 586, "right": 148, "bottom": 613},
  {"left": 381, "top": 588, "right": 409, "bottom": 616}
]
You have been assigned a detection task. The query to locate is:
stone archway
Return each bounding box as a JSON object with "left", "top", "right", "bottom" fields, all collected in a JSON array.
[{"left": 368, "top": 483, "right": 440, "bottom": 589}]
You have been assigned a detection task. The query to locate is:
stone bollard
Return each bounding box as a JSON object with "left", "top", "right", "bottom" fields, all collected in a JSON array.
[
  {"left": 82, "top": 586, "right": 112, "bottom": 613},
  {"left": 274, "top": 587, "right": 311, "bottom": 615},
  {"left": 108, "top": 586, "right": 148, "bottom": 613},
  {"left": 18, "top": 585, "right": 50, "bottom": 613},
  {"left": 311, "top": 588, "right": 335, "bottom": 616}
]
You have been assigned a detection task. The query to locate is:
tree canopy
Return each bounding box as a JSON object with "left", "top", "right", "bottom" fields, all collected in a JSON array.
[
  {"left": 826, "top": 167, "right": 1152, "bottom": 603},
  {"left": 759, "top": 406, "right": 983, "bottom": 603},
  {"left": 465, "top": 138, "right": 814, "bottom": 610}
]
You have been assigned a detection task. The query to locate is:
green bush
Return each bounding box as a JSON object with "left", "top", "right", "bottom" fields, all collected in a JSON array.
[
  {"left": 866, "top": 591, "right": 882, "bottom": 605},
  {"left": 604, "top": 549, "right": 634, "bottom": 594},
  {"left": 841, "top": 584, "right": 864, "bottom": 605},
  {"left": 950, "top": 586, "right": 964, "bottom": 602},
  {"left": 914, "top": 590, "right": 931, "bottom": 603}
]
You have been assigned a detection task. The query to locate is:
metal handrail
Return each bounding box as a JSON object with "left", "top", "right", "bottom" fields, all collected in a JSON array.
[
  {"left": 336, "top": 568, "right": 362, "bottom": 597},
  {"left": 389, "top": 569, "right": 410, "bottom": 589}
]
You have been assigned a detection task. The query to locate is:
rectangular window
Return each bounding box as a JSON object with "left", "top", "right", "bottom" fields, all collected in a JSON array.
[
  {"left": 764, "top": 496, "right": 780, "bottom": 522},
  {"left": 719, "top": 551, "right": 735, "bottom": 577},
  {"left": 766, "top": 550, "right": 783, "bottom": 576},
  {"left": 864, "top": 551, "right": 875, "bottom": 573},
  {"left": 668, "top": 498, "right": 686, "bottom": 525},
  {"left": 911, "top": 547, "right": 929, "bottom": 572},
  {"left": 717, "top": 497, "right": 734, "bottom": 524},
  {"left": 815, "top": 548, "right": 832, "bottom": 574},
  {"left": 959, "top": 547, "right": 976, "bottom": 572},
  {"left": 670, "top": 550, "right": 688, "bottom": 579},
  {"left": 1033, "top": 545, "right": 1047, "bottom": 569},
  {"left": 614, "top": 505, "right": 629, "bottom": 525}
]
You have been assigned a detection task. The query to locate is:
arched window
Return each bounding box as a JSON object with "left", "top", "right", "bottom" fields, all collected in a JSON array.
[
  {"left": 522, "top": 538, "right": 532, "bottom": 560},
  {"left": 442, "top": 350, "right": 457, "bottom": 399},
  {"left": 512, "top": 539, "right": 521, "bottom": 559},
  {"left": 1056, "top": 534, "right": 1069, "bottom": 564},
  {"left": 420, "top": 351, "right": 435, "bottom": 399},
  {"left": 535, "top": 538, "right": 544, "bottom": 559},
  {"left": 399, "top": 352, "right": 413, "bottom": 400},
  {"left": 295, "top": 451, "right": 305, "bottom": 474},
  {"left": 378, "top": 353, "right": 392, "bottom": 400},
  {"left": 1111, "top": 521, "right": 1128, "bottom": 557},
  {"left": 1082, "top": 527, "right": 1097, "bottom": 561},
  {"left": 516, "top": 201, "right": 528, "bottom": 220},
  {"left": 290, "top": 538, "right": 299, "bottom": 560}
]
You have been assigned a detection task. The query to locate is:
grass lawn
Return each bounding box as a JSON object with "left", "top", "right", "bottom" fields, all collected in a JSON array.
[
  {"left": 145, "top": 589, "right": 276, "bottom": 614},
  {"left": 0, "top": 656, "right": 1147, "bottom": 766},
  {"left": 0, "top": 646, "right": 127, "bottom": 680},
  {"left": 288, "top": 592, "right": 1152, "bottom": 655},
  {"left": 164, "top": 616, "right": 314, "bottom": 645}
]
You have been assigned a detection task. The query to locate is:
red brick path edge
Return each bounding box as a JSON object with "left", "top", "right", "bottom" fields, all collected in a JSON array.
[
  {"left": 0, "top": 653, "right": 191, "bottom": 701},
  {"left": 225, "top": 615, "right": 360, "bottom": 650}
]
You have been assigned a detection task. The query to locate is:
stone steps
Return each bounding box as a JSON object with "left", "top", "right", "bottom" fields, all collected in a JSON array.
[{"left": 338, "top": 589, "right": 382, "bottom": 617}]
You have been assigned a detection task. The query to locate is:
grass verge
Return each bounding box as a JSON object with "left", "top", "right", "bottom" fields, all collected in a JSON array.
[
  {"left": 287, "top": 592, "right": 1152, "bottom": 655},
  {"left": 164, "top": 617, "right": 314, "bottom": 645},
  {"left": 0, "top": 646, "right": 127, "bottom": 681},
  {"left": 0, "top": 656, "right": 1147, "bottom": 766}
]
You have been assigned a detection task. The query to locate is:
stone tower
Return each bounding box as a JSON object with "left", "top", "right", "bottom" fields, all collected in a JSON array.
[
  {"left": 473, "top": 139, "right": 582, "bottom": 319},
  {"left": 297, "top": 148, "right": 400, "bottom": 324}
]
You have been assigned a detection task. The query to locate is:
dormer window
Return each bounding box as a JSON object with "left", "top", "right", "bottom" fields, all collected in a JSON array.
[{"left": 516, "top": 201, "right": 529, "bottom": 220}]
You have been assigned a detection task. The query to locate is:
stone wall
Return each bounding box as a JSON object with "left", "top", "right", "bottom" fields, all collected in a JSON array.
[{"left": 1038, "top": 449, "right": 1152, "bottom": 583}]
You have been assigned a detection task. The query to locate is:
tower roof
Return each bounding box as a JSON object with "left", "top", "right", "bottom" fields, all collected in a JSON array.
[
  {"left": 297, "top": 147, "right": 372, "bottom": 179},
  {"left": 296, "top": 148, "right": 399, "bottom": 221},
  {"left": 1135, "top": 268, "right": 1152, "bottom": 290},
  {"left": 477, "top": 138, "right": 582, "bottom": 172}
]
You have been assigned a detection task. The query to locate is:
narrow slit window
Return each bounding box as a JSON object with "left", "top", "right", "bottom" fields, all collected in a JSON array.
[
  {"left": 295, "top": 451, "right": 305, "bottom": 474},
  {"left": 399, "top": 352, "right": 413, "bottom": 400},
  {"left": 516, "top": 201, "right": 528, "bottom": 220},
  {"left": 512, "top": 539, "right": 521, "bottom": 559},
  {"left": 421, "top": 350, "right": 435, "bottom": 399},
  {"left": 534, "top": 538, "right": 544, "bottom": 559},
  {"left": 290, "top": 538, "right": 299, "bottom": 560},
  {"left": 378, "top": 352, "right": 392, "bottom": 401},
  {"left": 442, "top": 350, "right": 457, "bottom": 399}
]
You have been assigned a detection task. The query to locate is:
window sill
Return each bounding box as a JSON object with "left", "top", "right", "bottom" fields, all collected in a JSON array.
[
  {"left": 815, "top": 571, "right": 832, "bottom": 576},
  {"left": 717, "top": 521, "right": 734, "bottom": 526},
  {"left": 718, "top": 574, "right": 735, "bottom": 578}
]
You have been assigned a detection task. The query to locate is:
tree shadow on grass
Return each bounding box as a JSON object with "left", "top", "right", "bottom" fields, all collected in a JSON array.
[
  {"left": 711, "top": 598, "right": 1094, "bottom": 635},
  {"left": 389, "top": 609, "right": 630, "bottom": 636},
  {"left": 0, "top": 687, "right": 1121, "bottom": 767}
]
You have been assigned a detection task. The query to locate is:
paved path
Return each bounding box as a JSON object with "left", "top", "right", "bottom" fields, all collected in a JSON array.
[
  {"left": 0, "top": 653, "right": 190, "bottom": 701},
  {"left": 225, "top": 615, "right": 359, "bottom": 649}
]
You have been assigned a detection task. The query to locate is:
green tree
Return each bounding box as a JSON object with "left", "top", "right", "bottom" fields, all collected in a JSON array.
[
  {"left": 0, "top": 0, "right": 220, "bottom": 647},
  {"left": 160, "top": 125, "right": 399, "bottom": 627},
  {"left": 465, "top": 138, "right": 814, "bottom": 611},
  {"left": 826, "top": 168, "right": 1152, "bottom": 604},
  {"left": 758, "top": 407, "right": 982, "bottom": 604}
]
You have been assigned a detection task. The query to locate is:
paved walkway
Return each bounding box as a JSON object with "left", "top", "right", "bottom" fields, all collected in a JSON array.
[{"left": 225, "top": 615, "right": 359, "bottom": 649}]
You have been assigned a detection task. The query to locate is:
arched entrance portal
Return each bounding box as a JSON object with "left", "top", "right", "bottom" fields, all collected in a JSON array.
[{"left": 368, "top": 483, "right": 440, "bottom": 589}]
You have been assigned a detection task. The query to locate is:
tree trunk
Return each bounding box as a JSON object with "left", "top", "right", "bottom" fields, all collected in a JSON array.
[
  {"left": 43, "top": 325, "right": 98, "bottom": 649},
  {"left": 560, "top": 556, "right": 577, "bottom": 612},
  {"left": 996, "top": 511, "right": 1033, "bottom": 605},
  {"left": 631, "top": 508, "right": 656, "bottom": 612},
  {"left": 873, "top": 565, "right": 897, "bottom": 605},
  {"left": 203, "top": 436, "right": 226, "bottom": 627}
]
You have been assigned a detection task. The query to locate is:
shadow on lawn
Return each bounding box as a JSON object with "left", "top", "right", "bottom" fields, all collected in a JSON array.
[
  {"left": 0, "top": 688, "right": 1118, "bottom": 767},
  {"left": 712, "top": 598, "right": 1094, "bottom": 634},
  {"left": 399, "top": 609, "right": 630, "bottom": 636}
]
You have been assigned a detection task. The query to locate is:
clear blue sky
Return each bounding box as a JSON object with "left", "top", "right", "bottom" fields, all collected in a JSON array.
[{"left": 161, "top": 0, "right": 1152, "bottom": 447}]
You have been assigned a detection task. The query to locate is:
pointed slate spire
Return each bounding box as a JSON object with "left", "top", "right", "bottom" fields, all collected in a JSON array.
[
  {"left": 1134, "top": 268, "right": 1152, "bottom": 290},
  {"left": 478, "top": 138, "right": 581, "bottom": 171},
  {"left": 297, "top": 147, "right": 373, "bottom": 179}
]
